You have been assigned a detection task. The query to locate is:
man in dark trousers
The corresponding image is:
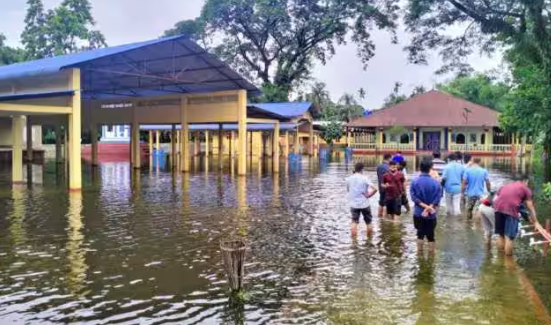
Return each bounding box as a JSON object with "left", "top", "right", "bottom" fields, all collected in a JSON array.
[
  {"left": 382, "top": 160, "right": 406, "bottom": 221},
  {"left": 410, "top": 158, "right": 442, "bottom": 255},
  {"left": 377, "top": 153, "right": 392, "bottom": 218}
]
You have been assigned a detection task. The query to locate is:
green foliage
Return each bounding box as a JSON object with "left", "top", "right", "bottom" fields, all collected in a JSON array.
[
  {"left": 0, "top": 35, "right": 25, "bottom": 65},
  {"left": 337, "top": 93, "right": 364, "bottom": 123},
  {"left": 165, "top": 0, "right": 399, "bottom": 101},
  {"left": 319, "top": 104, "right": 344, "bottom": 146},
  {"left": 387, "top": 125, "right": 407, "bottom": 136},
  {"left": 437, "top": 73, "right": 511, "bottom": 111},
  {"left": 21, "top": 0, "right": 106, "bottom": 59},
  {"left": 542, "top": 183, "right": 551, "bottom": 201},
  {"left": 381, "top": 82, "right": 424, "bottom": 108}
]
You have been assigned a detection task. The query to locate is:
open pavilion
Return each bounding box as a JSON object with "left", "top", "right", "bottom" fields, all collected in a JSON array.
[{"left": 0, "top": 35, "right": 297, "bottom": 190}]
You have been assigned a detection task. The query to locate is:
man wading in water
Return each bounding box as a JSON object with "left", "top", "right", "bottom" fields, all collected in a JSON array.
[
  {"left": 377, "top": 154, "right": 392, "bottom": 218},
  {"left": 410, "top": 159, "right": 442, "bottom": 255},
  {"left": 346, "top": 162, "right": 378, "bottom": 237},
  {"left": 382, "top": 160, "right": 406, "bottom": 221}
]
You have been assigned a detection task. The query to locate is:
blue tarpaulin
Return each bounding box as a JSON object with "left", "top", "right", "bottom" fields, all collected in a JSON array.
[{"left": 248, "top": 102, "right": 313, "bottom": 118}]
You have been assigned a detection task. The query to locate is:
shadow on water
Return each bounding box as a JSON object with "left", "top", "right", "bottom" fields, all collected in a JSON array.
[{"left": 0, "top": 155, "right": 549, "bottom": 324}]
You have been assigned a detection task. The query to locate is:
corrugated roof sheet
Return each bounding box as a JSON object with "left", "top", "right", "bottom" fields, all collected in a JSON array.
[
  {"left": 0, "top": 35, "right": 260, "bottom": 100},
  {"left": 248, "top": 102, "right": 312, "bottom": 118},
  {"left": 347, "top": 90, "right": 499, "bottom": 128}
]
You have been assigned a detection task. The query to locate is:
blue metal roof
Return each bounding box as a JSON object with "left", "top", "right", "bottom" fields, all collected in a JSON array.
[
  {"left": 0, "top": 35, "right": 260, "bottom": 100},
  {"left": 248, "top": 102, "right": 313, "bottom": 118},
  {"left": 0, "top": 90, "right": 74, "bottom": 102},
  {"left": 140, "top": 123, "right": 298, "bottom": 131}
]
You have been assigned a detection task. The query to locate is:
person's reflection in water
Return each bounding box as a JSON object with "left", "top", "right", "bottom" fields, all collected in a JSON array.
[{"left": 411, "top": 256, "right": 437, "bottom": 324}]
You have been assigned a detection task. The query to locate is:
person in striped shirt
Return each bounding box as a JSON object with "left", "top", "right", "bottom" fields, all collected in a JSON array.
[{"left": 431, "top": 151, "right": 447, "bottom": 177}]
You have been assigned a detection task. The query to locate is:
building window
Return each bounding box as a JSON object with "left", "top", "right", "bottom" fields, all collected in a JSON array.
[
  {"left": 382, "top": 133, "right": 387, "bottom": 143},
  {"left": 389, "top": 134, "right": 397, "bottom": 142},
  {"left": 107, "top": 125, "right": 113, "bottom": 132},
  {"left": 470, "top": 133, "right": 477, "bottom": 143},
  {"left": 481, "top": 134, "right": 486, "bottom": 145},
  {"left": 456, "top": 133, "right": 466, "bottom": 144},
  {"left": 400, "top": 133, "right": 410, "bottom": 144}
]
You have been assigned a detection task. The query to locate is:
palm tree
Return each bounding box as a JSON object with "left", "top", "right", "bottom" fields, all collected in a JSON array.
[
  {"left": 358, "top": 88, "right": 366, "bottom": 99},
  {"left": 338, "top": 93, "right": 364, "bottom": 122}
]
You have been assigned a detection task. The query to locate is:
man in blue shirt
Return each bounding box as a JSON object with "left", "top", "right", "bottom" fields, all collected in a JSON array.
[
  {"left": 376, "top": 153, "right": 392, "bottom": 217},
  {"left": 462, "top": 157, "right": 491, "bottom": 219},
  {"left": 442, "top": 153, "right": 465, "bottom": 216},
  {"left": 410, "top": 158, "right": 442, "bottom": 255}
]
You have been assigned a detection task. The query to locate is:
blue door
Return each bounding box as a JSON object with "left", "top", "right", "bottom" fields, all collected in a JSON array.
[{"left": 423, "top": 132, "right": 441, "bottom": 151}]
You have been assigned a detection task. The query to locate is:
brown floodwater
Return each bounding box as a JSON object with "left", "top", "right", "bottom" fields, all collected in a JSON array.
[{"left": 0, "top": 155, "right": 549, "bottom": 324}]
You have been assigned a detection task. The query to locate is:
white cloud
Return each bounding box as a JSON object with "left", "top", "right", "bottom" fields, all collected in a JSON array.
[{"left": 1, "top": 0, "right": 499, "bottom": 108}]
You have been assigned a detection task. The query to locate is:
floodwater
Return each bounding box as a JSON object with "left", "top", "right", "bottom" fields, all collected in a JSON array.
[{"left": 0, "top": 155, "right": 549, "bottom": 325}]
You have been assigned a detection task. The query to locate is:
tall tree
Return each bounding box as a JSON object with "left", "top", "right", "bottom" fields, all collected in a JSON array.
[
  {"left": 381, "top": 82, "right": 408, "bottom": 108},
  {"left": 21, "top": 0, "right": 47, "bottom": 60},
  {"left": 21, "top": 0, "right": 106, "bottom": 58},
  {"left": 437, "top": 73, "right": 511, "bottom": 111},
  {"left": 165, "top": 0, "right": 399, "bottom": 101},
  {"left": 337, "top": 93, "right": 365, "bottom": 122}
]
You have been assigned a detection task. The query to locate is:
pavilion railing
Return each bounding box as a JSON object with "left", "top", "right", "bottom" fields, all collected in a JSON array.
[
  {"left": 450, "top": 144, "right": 512, "bottom": 153},
  {"left": 351, "top": 143, "right": 415, "bottom": 151}
]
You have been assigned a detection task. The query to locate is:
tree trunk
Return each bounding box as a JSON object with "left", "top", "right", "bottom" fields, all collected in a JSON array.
[{"left": 543, "top": 135, "right": 551, "bottom": 182}]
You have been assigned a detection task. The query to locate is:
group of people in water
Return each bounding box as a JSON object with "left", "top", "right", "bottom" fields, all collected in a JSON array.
[{"left": 346, "top": 151, "right": 538, "bottom": 256}]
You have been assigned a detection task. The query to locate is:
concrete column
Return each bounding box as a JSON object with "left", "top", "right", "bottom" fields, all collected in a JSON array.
[
  {"left": 448, "top": 128, "right": 452, "bottom": 152},
  {"left": 63, "top": 125, "right": 69, "bottom": 164},
  {"left": 218, "top": 124, "right": 223, "bottom": 169},
  {"left": 12, "top": 116, "right": 24, "bottom": 184},
  {"left": 180, "top": 95, "right": 190, "bottom": 172},
  {"left": 346, "top": 131, "right": 351, "bottom": 147},
  {"left": 230, "top": 131, "right": 235, "bottom": 157},
  {"left": 309, "top": 122, "right": 314, "bottom": 156},
  {"left": 55, "top": 125, "right": 63, "bottom": 163},
  {"left": 294, "top": 128, "right": 300, "bottom": 155},
  {"left": 314, "top": 134, "right": 318, "bottom": 157},
  {"left": 171, "top": 124, "right": 177, "bottom": 169},
  {"left": 412, "top": 128, "right": 417, "bottom": 152},
  {"left": 131, "top": 114, "right": 141, "bottom": 169},
  {"left": 26, "top": 116, "right": 33, "bottom": 163},
  {"left": 68, "top": 69, "right": 82, "bottom": 190},
  {"left": 194, "top": 131, "right": 200, "bottom": 156},
  {"left": 237, "top": 90, "right": 247, "bottom": 175},
  {"left": 91, "top": 124, "right": 98, "bottom": 166},
  {"left": 283, "top": 131, "right": 289, "bottom": 158},
  {"left": 148, "top": 130, "right": 153, "bottom": 169},
  {"left": 205, "top": 131, "right": 210, "bottom": 157},
  {"left": 273, "top": 122, "right": 280, "bottom": 173}
]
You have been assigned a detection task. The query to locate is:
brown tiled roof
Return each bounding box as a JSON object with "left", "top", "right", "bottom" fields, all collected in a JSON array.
[{"left": 347, "top": 90, "right": 499, "bottom": 128}]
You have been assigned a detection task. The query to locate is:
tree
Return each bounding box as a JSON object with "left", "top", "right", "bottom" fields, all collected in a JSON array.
[
  {"left": 337, "top": 93, "right": 365, "bottom": 122},
  {"left": 319, "top": 104, "right": 343, "bottom": 147},
  {"left": 0, "top": 35, "right": 25, "bottom": 65},
  {"left": 381, "top": 82, "right": 408, "bottom": 108},
  {"left": 437, "top": 73, "right": 511, "bottom": 111},
  {"left": 21, "top": 0, "right": 106, "bottom": 58},
  {"left": 165, "top": 0, "right": 399, "bottom": 101}
]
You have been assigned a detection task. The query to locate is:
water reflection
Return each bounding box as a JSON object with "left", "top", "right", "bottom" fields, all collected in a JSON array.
[
  {"left": 0, "top": 156, "right": 548, "bottom": 324},
  {"left": 65, "top": 192, "right": 87, "bottom": 296}
]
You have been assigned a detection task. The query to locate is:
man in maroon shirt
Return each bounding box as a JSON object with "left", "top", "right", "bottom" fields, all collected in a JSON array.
[
  {"left": 382, "top": 161, "right": 406, "bottom": 221},
  {"left": 493, "top": 179, "right": 539, "bottom": 256}
]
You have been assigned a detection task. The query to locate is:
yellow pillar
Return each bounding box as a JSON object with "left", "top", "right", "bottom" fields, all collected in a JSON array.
[
  {"left": 11, "top": 116, "right": 24, "bottom": 184},
  {"left": 68, "top": 69, "right": 82, "bottom": 190},
  {"left": 314, "top": 134, "right": 318, "bottom": 157},
  {"left": 218, "top": 124, "right": 223, "bottom": 169},
  {"left": 448, "top": 128, "right": 452, "bottom": 152},
  {"left": 283, "top": 131, "right": 289, "bottom": 158},
  {"left": 309, "top": 122, "right": 314, "bottom": 156},
  {"left": 148, "top": 130, "right": 153, "bottom": 169},
  {"left": 26, "top": 116, "right": 33, "bottom": 163},
  {"left": 55, "top": 125, "right": 63, "bottom": 163},
  {"left": 294, "top": 128, "right": 300, "bottom": 154},
  {"left": 378, "top": 128, "right": 383, "bottom": 147},
  {"left": 230, "top": 131, "right": 235, "bottom": 157},
  {"left": 180, "top": 95, "right": 190, "bottom": 172},
  {"left": 346, "top": 131, "right": 351, "bottom": 147},
  {"left": 205, "top": 131, "right": 210, "bottom": 157},
  {"left": 237, "top": 90, "right": 247, "bottom": 175},
  {"left": 273, "top": 122, "right": 280, "bottom": 173},
  {"left": 194, "top": 131, "right": 200, "bottom": 156},
  {"left": 171, "top": 124, "right": 177, "bottom": 169},
  {"left": 131, "top": 113, "right": 141, "bottom": 169},
  {"left": 412, "top": 128, "right": 417, "bottom": 152},
  {"left": 91, "top": 124, "right": 98, "bottom": 166}
]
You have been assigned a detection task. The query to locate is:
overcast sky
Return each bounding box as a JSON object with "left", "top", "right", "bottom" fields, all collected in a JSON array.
[{"left": 1, "top": 0, "right": 500, "bottom": 109}]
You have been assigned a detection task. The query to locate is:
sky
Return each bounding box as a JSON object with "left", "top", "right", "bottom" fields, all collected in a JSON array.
[{"left": 1, "top": 0, "right": 500, "bottom": 109}]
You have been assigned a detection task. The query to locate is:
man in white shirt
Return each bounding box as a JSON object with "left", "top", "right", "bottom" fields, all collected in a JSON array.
[{"left": 347, "top": 162, "right": 378, "bottom": 237}]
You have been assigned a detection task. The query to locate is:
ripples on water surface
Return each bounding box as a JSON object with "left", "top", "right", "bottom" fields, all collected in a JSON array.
[{"left": 0, "top": 156, "right": 549, "bottom": 324}]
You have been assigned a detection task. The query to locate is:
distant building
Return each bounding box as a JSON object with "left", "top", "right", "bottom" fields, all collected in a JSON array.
[{"left": 346, "top": 90, "right": 527, "bottom": 155}]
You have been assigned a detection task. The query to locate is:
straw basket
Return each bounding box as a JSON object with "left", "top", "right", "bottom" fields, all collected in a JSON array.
[{"left": 220, "top": 238, "right": 248, "bottom": 291}]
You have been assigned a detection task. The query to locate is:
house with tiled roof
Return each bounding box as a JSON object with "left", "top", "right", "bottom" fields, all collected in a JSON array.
[{"left": 346, "top": 90, "right": 524, "bottom": 155}]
